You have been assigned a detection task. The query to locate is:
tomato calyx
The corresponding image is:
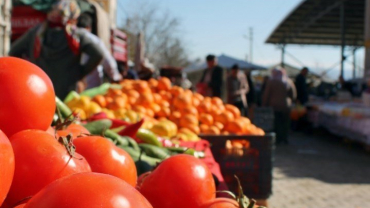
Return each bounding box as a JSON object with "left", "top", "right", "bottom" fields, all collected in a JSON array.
[
  {"left": 54, "top": 109, "right": 75, "bottom": 132},
  {"left": 58, "top": 134, "right": 78, "bottom": 159},
  {"left": 217, "top": 176, "right": 265, "bottom": 208}
]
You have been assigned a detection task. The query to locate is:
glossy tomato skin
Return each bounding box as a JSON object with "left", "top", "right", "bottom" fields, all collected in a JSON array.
[
  {"left": 202, "top": 198, "right": 239, "bottom": 208},
  {"left": 13, "top": 203, "right": 26, "bottom": 208},
  {"left": 74, "top": 136, "right": 137, "bottom": 186},
  {"left": 24, "top": 172, "right": 153, "bottom": 208},
  {"left": 0, "top": 57, "right": 55, "bottom": 137},
  {"left": 139, "top": 154, "right": 216, "bottom": 208},
  {"left": 5, "top": 130, "right": 91, "bottom": 207},
  {"left": 0, "top": 131, "right": 14, "bottom": 206}
]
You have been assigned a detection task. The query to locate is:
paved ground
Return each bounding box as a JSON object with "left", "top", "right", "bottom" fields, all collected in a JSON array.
[{"left": 269, "top": 130, "right": 370, "bottom": 208}]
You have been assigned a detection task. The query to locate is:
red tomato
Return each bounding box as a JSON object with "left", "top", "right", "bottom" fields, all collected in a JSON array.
[
  {"left": 136, "top": 171, "right": 151, "bottom": 190},
  {"left": 5, "top": 130, "right": 91, "bottom": 207},
  {"left": 139, "top": 154, "right": 216, "bottom": 208},
  {"left": 24, "top": 172, "right": 153, "bottom": 208},
  {"left": 202, "top": 198, "right": 239, "bottom": 208},
  {"left": 46, "top": 126, "right": 55, "bottom": 136},
  {"left": 14, "top": 203, "right": 26, "bottom": 208},
  {"left": 0, "top": 57, "right": 55, "bottom": 137},
  {"left": 0, "top": 131, "right": 14, "bottom": 206},
  {"left": 73, "top": 136, "right": 137, "bottom": 186},
  {"left": 56, "top": 123, "right": 90, "bottom": 138}
]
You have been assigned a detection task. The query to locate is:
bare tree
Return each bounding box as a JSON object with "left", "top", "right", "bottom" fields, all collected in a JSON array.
[{"left": 121, "top": 1, "right": 189, "bottom": 68}]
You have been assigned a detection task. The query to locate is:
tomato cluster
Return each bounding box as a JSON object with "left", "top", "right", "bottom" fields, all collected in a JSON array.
[{"left": 0, "top": 57, "right": 251, "bottom": 208}]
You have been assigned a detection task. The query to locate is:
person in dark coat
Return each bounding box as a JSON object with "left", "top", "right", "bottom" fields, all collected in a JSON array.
[
  {"left": 295, "top": 67, "right": 309, "bottom": 105},
  {"left": 245, "top": 70, "right": 255, "bottom": 117},
  {"left": 246, "top": 70, "right": 255, "bottom": 106},
  {"left": 198, "top": 54, "right": 223, "bottom": 97},
  {"left": 9, "top": 0, "right": 104, "bottom": 99},
  {"left": 263, "top": 68, "right": 296, "bottom": 145}
]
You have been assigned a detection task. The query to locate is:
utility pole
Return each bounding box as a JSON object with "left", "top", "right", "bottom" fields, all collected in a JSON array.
[{"left": 243, "top": 27, "right": 253, "bottom": 63}]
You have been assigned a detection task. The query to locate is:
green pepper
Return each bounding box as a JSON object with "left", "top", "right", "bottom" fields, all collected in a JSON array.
[
  {"left": 136, "top": 128, "right": 162, "bottom": 147},
  {"left": 55, "top": 97, "right": 72, "bottom": 118},
  {"left": 166, "top": 147, "right": 205, "bottom": 158},
  {"left": 121, "top": 136, "right": 140, "bottom": 151},
  {"left": 110, "top": 126, "right": 125, "bottom": 133},
  {"left": 118, "top": 145, "right": 161, "bottom": 166},
  {"left": 139, "top": 143, "right": 171, "bottom": 160},
  {"left": 80, "top": 83, "right": 111, "bottom": 97},
  {"left": 83, "top": 119, "right": 112, "bottom": 135},
  {"left": 63, "top": 91, "right": 80, "bottom": 103},
  {"left": 104, "top": 130, "right": 129, "bottom": 146}
]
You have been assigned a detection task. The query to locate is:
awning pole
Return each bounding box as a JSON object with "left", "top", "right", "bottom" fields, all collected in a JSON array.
[
  {"left": 340, "top": 1, "right": 345, "bottom": 78},
  {"left": 281, "top": 45, "right": 285, "bottom": 68},
  {"left": 353, "top": 48, "right": 357, "bottom": 79},
  {"left": 364, "top": 0, "right": 370, "bottom": 78}
]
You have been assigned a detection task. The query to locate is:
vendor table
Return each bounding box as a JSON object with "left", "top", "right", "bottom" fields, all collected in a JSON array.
[{"left": 307, "top": 102, "right": 370, "bottom": 146}]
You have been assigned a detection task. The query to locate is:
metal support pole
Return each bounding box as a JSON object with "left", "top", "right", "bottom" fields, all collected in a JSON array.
[
  {"left": 281, "top": 45, "right": 285, "bottom": 68},
  {"left": 364, "top": 0, "right": 370, "bottom": 78},
  {"left": 353, "top": 48, "right": 357, "bottom": 79},
  {"left": 340, "top": 1, "right": 346, "bottom": 78}
]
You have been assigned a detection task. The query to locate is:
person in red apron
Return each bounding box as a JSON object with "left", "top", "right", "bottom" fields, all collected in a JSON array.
[
  {"left": 197, "top": 55, "right": 224, "bottom": 97},
  {"left": 9, "top": 0, "right": 104, "bottom": 99}
]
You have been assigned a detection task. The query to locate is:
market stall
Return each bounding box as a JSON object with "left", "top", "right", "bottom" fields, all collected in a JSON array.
[
  {"left": 307, "top": 101, "right": 370, "bottom": 147},
  {"left": 0, "top": 57, "right": 272, "bottom": 208},
  {"left": 62, "top": 76, "right": 274, "bottom": 204}
]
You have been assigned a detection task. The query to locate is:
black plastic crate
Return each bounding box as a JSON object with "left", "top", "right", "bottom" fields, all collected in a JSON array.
[
  {"left": 252, "top": 107, "right": 274, "bottom": 132},
  {"left": 200, "top": 134, "right": 275, "bottom": 199}
]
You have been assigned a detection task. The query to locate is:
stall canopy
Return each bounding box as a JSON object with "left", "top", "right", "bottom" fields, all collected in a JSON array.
[
  {"left": 266, "top": 0, "right": 366, "bottom": 78},
  {"left": 266, "top": 0, "right": 365, "bottom": 46},
  {"left": 184, "top": 54, "right": 266, "bottom": 73},
  {"left": 254, "top": 63, "right": 334, "bottom": 84}
]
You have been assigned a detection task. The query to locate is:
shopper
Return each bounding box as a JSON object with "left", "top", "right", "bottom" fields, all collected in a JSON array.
[
  {"left": 257, "top": 75, "right": 270, "bottom": 106},
  {"left": 227, "top": 64, "right": 248, "bottom": 115},
  {"left": 198, "top": 55, "right": 223, "bottom": 97},
  {"left": 77, "top": 13, "right": 122, "bottom": 89},
  {"left": 9, "top": 0, "right": 104, "bottom": 99},
  {"left": 245, "top": 70, "right": 256, "bottom": 117},
  {"left": 295, "top": 67, "right": 309, "bottom": 105},
  {"left": 338, "top": 75, "right": 353, "bottom": 95},
  {"left": 263, "top": 68, "right": 296, "bottom": 144}
]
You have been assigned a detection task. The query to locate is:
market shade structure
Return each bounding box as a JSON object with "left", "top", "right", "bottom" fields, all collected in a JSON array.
[
  {"left": 266, "top": 0, "right": 364, "bottom": 46},
  {"left": 184, "top": 54, "right": 266, "bottom": 73},
  {"left": 265, "top": 0, "right": 366, "bottom": 77}
]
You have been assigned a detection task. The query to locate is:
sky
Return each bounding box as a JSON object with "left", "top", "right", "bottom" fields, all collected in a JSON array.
[{"left": 116, "top": 0, "right": 365, "bottom": 80}]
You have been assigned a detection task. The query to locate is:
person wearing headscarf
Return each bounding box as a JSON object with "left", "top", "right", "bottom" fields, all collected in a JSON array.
[
  {"left": 9, "top": 0, "right": 104, "bottom": 99},
  {"left": 262, "top": 67, "right": 296, "bottom": 144}
]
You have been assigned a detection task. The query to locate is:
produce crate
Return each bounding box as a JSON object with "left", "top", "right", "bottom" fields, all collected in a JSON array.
[
  {"left": 200, "top": 134, "right": 275, "bottom": 199},
  {"left": 252, "top": 107, "right": 274, "bottom": 132}
]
